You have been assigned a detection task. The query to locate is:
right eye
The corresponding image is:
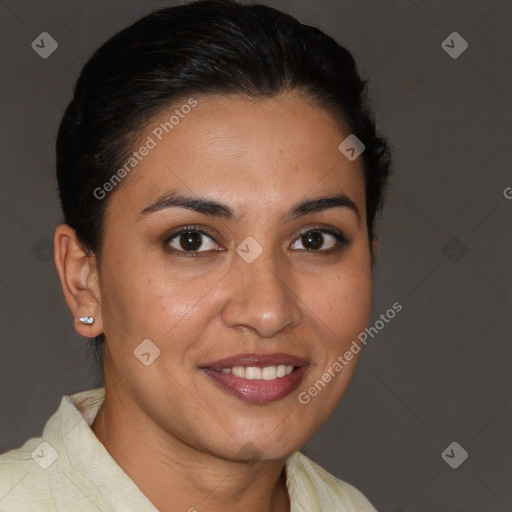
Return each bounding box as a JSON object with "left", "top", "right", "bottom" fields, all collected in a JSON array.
[{"left": 163, "top": 226, "right": 223, "bottom": 257}]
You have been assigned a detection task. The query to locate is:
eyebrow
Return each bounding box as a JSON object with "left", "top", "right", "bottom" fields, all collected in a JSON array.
[{"left": 139, "top": 190, "right": 361, "bottom": 222}]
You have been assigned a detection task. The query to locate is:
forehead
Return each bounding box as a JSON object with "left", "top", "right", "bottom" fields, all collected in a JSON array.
[{"left": 106, "top": 91, "right": 366, "bottom": 222}]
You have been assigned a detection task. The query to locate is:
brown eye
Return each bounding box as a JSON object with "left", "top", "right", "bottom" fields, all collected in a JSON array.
[
  {"left": 291, "top": 227, "right": 348, "bottom": 253},
  {"left": 177, "top": 231, "right": 204, "bottom": 251},
  {"left": 301, "top": 231, "right": 325, "bottom": 250},
  {"left": 164, "top": 228, "right": 221, "bottom": 255}
]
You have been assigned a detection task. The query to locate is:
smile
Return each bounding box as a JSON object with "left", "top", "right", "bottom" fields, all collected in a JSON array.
[{"left": 200, "top": 353, "right": 308, "bottom": 404}]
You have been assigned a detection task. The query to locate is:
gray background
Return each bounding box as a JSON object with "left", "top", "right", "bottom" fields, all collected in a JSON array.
[{"left": 0, "top": 0, "right": 511, "bottom": 510}]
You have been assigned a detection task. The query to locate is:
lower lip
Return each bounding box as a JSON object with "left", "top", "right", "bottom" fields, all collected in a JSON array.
[{"left": 201, "top": 366, "right": 308, "bottom": 404}]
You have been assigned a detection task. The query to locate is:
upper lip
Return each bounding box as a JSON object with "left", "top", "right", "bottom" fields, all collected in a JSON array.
[{"left": 200, "top": 352, "right": 308, "bottom": 369}]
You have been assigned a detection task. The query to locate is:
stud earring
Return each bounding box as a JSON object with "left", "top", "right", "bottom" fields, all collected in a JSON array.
[{"left": 79, "top": 316, "right": 94, "bottom": 325}]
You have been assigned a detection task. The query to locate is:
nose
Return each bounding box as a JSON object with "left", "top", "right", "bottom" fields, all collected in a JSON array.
[{"left": 220, "top": 249, "right": 303, "bottom": 338}]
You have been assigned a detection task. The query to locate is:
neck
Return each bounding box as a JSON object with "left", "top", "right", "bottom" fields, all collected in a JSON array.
[{"left": 91, "top": 388, "right": 290, "bottom": 512}]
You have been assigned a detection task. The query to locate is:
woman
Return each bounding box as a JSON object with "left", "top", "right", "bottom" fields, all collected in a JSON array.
[{"left": 0, "top": 0, "right": 391, "bottom": 510}]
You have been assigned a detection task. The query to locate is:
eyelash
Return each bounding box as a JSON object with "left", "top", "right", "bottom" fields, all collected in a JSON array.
[{"left": 162, "top": 224, "right": 350, "bottom": 258}]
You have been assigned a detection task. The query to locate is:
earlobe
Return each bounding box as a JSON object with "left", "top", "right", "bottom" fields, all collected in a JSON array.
[{"left": 53, "top": 224, "right": 104, "bottom": 337}]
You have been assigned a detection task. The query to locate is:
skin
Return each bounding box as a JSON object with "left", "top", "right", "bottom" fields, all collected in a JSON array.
[{"left": 54, "top": 91, "right": 377, "bottom": 512}]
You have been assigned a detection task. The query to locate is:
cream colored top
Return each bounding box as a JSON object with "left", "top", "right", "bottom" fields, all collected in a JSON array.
[{"left": 0, "top": 388, "right": 377, "bottom": 511}]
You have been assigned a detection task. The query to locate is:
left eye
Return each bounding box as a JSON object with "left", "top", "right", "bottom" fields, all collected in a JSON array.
[{"left": 290, "top": 229, "right": 341, "bottom": 251}]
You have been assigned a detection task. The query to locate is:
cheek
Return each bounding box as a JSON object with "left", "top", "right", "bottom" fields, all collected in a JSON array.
[
  {"left": 113, "top": 261, "right": 217, "bottom": 352},
  {"left": 307, "top": 260, "right": 373, "bottom": 344},
  {"left": 295, "top": 261, "right": 372, "bottom": 425},
  {"left": 97, "top": 251, "right": 171, "bottom": 341}
]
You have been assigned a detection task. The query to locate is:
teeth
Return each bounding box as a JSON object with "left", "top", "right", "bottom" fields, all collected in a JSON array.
[
  {"left": 262, "top": 366, "right": 277, "bottom": 380},
  {"left": 232, "top": 366, "right": 245, "bottom": 378},
  {"left": 225, "top": 365, "right": 294, "bottom": 380},
  {"left": 245, "top": 367, "right": 262, "bottom": 379}
]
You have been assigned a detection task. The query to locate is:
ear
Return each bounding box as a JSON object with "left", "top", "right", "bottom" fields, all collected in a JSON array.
[{"left": 53, "top": 224, "right": 104, "bottom": 337}]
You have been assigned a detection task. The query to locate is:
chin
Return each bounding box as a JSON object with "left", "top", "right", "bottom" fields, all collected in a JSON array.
[{"left": 217, "top": 432, "right": 306, "bottom": 463}]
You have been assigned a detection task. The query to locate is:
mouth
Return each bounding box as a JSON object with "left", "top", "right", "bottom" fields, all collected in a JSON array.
[{"left": 199, "top": 353, "right": 309, "bottom": 404}]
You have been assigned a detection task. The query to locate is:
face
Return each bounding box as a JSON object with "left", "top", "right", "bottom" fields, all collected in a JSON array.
[{"left": 92, "top": 91, "right": 373, "bottom": 461}]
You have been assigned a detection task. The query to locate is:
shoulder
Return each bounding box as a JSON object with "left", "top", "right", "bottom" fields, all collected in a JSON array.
[
  {"left": 0, "top": 390, "right": 94, "bottom": 511},
  {"left": 286, "top": 451, "right": 378, "bottom": 511},
  {"left": 0, "top": 436, "right": 56, "bottom": 510}
]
